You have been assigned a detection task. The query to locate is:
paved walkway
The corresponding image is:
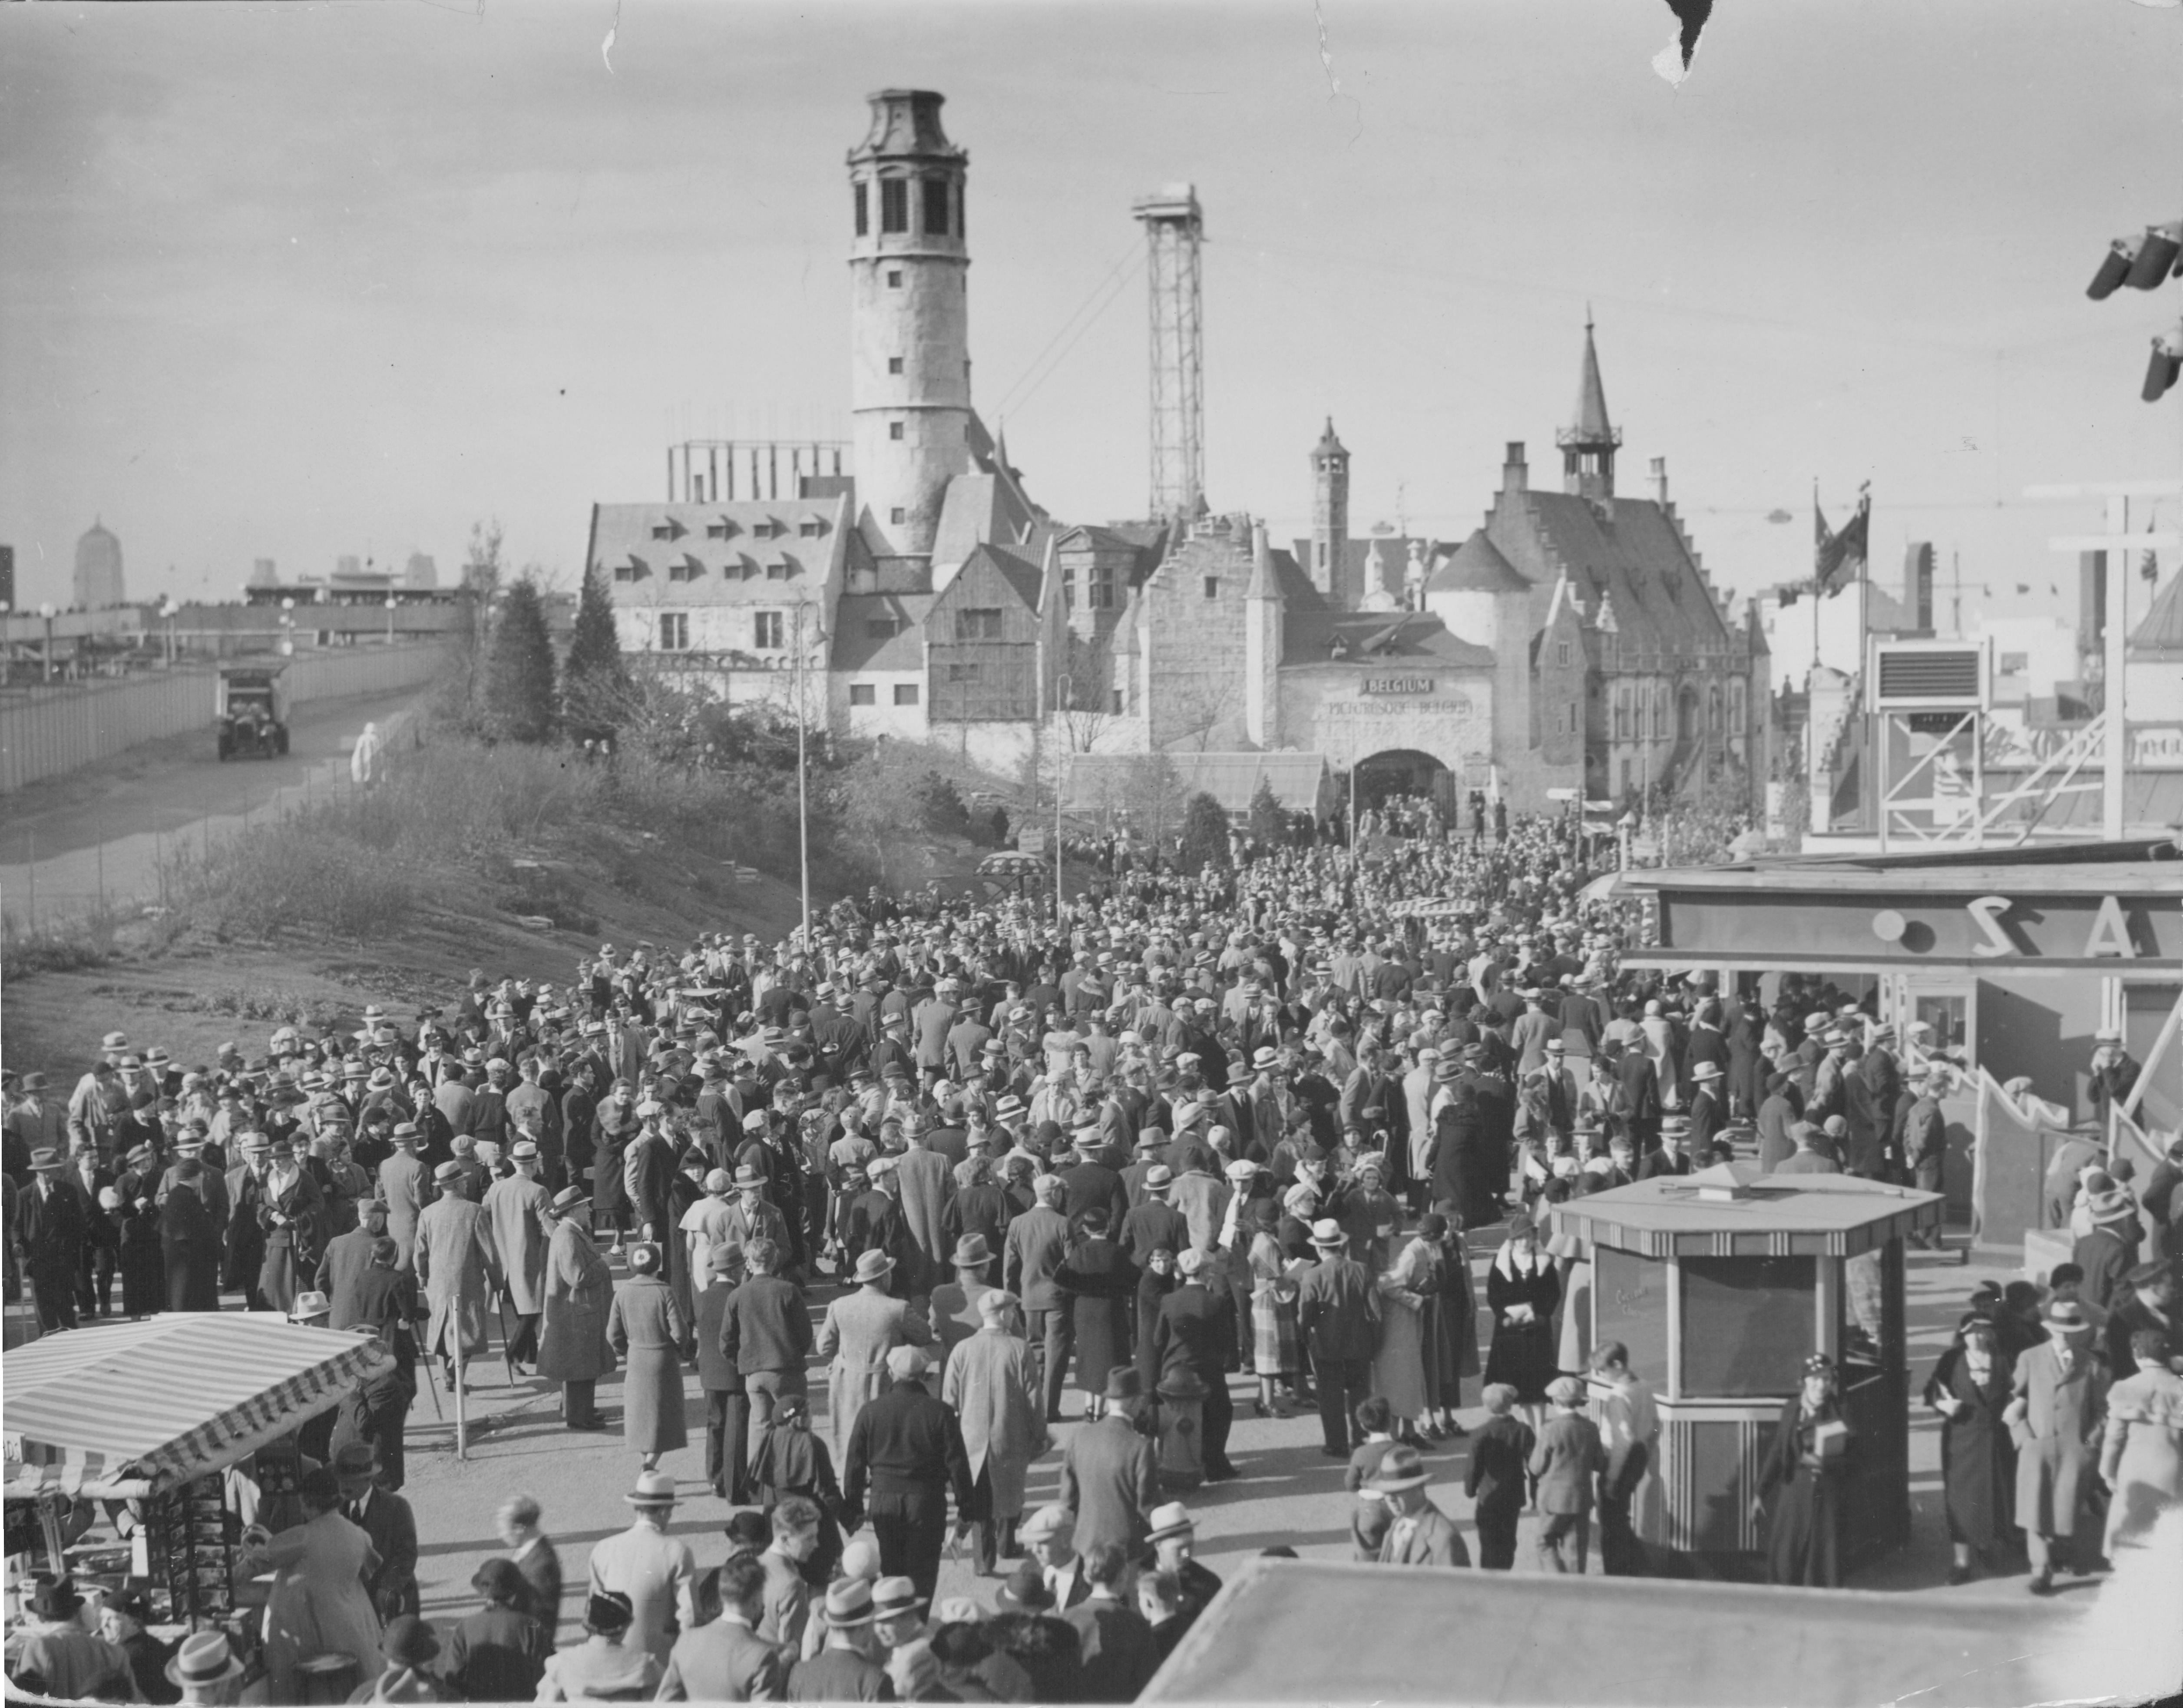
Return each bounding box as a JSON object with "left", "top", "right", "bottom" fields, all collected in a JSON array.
[{"left": 371, "top": 1232, "right": 2051, "bottom": 1642}]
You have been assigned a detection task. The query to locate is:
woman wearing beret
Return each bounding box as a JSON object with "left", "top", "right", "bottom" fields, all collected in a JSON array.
[{"left": 1754, "top": 1354, "right": 1852, "bottom": 1587}]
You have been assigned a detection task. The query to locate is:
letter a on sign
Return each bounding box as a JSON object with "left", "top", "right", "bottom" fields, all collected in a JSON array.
[
  {"left": 1967, "top": 896, "right": 2014, "bottom": 959},
  {"left": 2084, "top": 895, "right": 2137, "bottom": 959}
]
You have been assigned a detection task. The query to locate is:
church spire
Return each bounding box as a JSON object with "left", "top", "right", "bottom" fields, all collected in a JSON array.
[{"left": 1558, "top": 311, "right": 1622, "bottom": 502}]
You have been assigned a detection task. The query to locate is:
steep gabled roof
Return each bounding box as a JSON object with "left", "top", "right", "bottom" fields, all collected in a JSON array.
[
  {"left": 1508, "top": 492, "right": 1731, "bottom": 655},
  {"left": 939, "top": 541, "right": 1044, "bottom": 613},
  {"left": 830, "top": 592, "right": 933, "bottom": 672},
  {"left": 586, "top": 497, "right": 848, "bottom": 602},
  {"left": 1427, "top": 529, "right": 1528, "bottom": 594},
  {"left": 1568, "top": 318, "right": 1615, "bottom": 445}
]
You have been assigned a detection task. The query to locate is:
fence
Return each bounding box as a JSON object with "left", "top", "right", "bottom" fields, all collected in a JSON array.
[{"left": 0, "top": 642, "right": 448, "bottom": 793}]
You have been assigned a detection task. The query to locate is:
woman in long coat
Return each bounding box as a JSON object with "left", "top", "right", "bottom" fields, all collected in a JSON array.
[
  {"left": 1756, "top": 1354, "right": 1852, "bottom": 1587},
  {"left": 1419, "top": 1210, "right": 1477, "bottom": 1439},
  {"left": 245, "top": 1466, "right": 382, "bottom": 1703},
  {"left": 1054, "top": 1213, "right": 1138, "bottom": 1416},
  {"left": 1482, "top": 1221, "right": 1561, "bottom": 1423},
  {"left": 1924, "top": 1316, "right": 2017, "bottom": 1582},
  {"left": 816, "top": 1250, "right": 934, "bottom": 1460},
  {"left": 113, "top": 1170, "right": 165, "bottom": 1318},
  {"left": 256, "top": 1152, "right": 326, "bottom": 1314},
  {"left": 1371, "top": 1231, "right": 1433, "bottom": 1441},
  {"left": 537, "top": 1195, "right": 615, "bottom": 1424},
  {"left": 941, "top": 1291, "right": 1049, "bottom": 1569},
  {"left": 2098, "top": 1328, "right": 2183, "bottom": 1555},
  {"left": 160, "top": 1172, "right": 223, "bottom": 1312},
  {"left": 606, "top": 1242, "right": 688, "bottom": 1468}
]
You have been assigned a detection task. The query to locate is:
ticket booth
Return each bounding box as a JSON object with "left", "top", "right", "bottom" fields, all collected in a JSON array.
[{"left": 1549, "top": 1167, "right": 1942, "bottom": 1572}]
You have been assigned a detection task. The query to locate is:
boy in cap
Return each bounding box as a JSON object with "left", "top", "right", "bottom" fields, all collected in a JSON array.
[{"left": 1527, "top": 1374, "right": 1607, "bottom": 1573}]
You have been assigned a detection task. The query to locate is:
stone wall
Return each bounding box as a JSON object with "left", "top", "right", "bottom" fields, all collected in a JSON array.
[
  {"left": 1141, "top": 521, "right": 1258, "bottom": 751},
  {"left": 1276, "top": 665, "right": 1495, "bottom": 774}
]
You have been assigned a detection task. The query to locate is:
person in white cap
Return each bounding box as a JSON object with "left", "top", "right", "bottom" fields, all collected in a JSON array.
[{"left": 1144, "top": 1500, "right": 1224, "bottom": 1621}]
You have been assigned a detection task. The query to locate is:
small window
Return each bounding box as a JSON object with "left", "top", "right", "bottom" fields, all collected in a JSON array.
[
  {"left": 614, "top": 560, "right": 644, "bottom": 584},
  {"left": 890, "top": 422, "right": 905, "bottom": 441},
  {"left": 1111, "top": 688, "right": 1124, "bottom": 714},
  {"left": 956, "top": 608, "right": 1002, "bottom": 641},
  {"left": 1567, "top": 703, "right": 1578, "bottom": 733},
  {"left": 854, "top": 182, "right": 869, "bottom": 237},
  {"left": 880, "top": 179, "right": 909, "bottom": 235},
  {"left": 705, "top": 519, "right": 734, "bottom": 540},
  {"left": 766, "top": 562, "right": 793, "bottom": 581},
  {"left": 887, "top": 270, "right": 903, "bottom": 289},
  {"left": 651, "top": 523, "right": 672, "bottom": 540},
  {"left": 1557, "top": 641, "right": 1571, "bottom": 668},
  {"left": 893, "top": 682, "right": 920, "bottom": 705},
  {"left": 1090, "top": 564, "right": 1116, "bottom": 610},
  {"left": 659, "top": 612, "right": 689, "bottom": 651},
  {"left": 1316, "top": 540, "right": 1328, "bottom": 570},
  {"left": 1061, "top": 566, "right": 1075, "bottom": 610},
  {"left": 850, "top": 683, "right": 877, "bottom": 706},
  {"left": 866, "top": 616, "right": 900, "bottom": 639},
  {"left": 890, "top": 506, "right": 907, "bottom": 524},
  {"left": 888, "top": 357, "right": 904, "bottom": 375},
  {"left": 1203, "top": 577, "right": 1220, "bottom": 600},
  {"left": 923, "top": 177, "right": 950, "bottom": 237},
  {"left": 668, "top": 558, "right": 702, "bottom": 583},
  {"left": 754, "top": 610, "right": 784, "bottom": 650},
  {"left": 798, "top": 519, "right": 824, "bottom": 538}
]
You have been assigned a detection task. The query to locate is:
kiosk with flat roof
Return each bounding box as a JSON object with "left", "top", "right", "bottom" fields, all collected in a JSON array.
[{"left": 1549, "top": 1166, "right": 1942, "bottom": 1569}]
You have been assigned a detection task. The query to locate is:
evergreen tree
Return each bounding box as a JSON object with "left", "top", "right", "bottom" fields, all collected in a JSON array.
[
  {"left": 1179, "top": 790, "right": 1231, "bottom": 874},
  {"left": 484, "top": 575, "right": 558, "bottom": 744},
  {"left": 1247, "top": 776, "right": 1287, "bottom": 848},
  {"left": 562, "top": 565, "right": 631, "bottom": 743}
]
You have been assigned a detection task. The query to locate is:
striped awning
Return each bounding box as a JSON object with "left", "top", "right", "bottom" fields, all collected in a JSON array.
[{"left": 3, "top": 1314, "right": 390, "bottom": 1499}]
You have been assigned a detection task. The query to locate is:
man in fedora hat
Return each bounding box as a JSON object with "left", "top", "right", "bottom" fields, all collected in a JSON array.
[
  {"left": 1297, "top": 1217, "right": 1381, "bottom": 1458},
  {"left": 485, "top": 1138, "right": 554, "bottom": 1378},
  {"left": 1152, "top": 1248, "right": 1240, "bottom": 1481},
  {"left": 2072, "top": 1174, "right": 2143, "bottom": 1311},
  {"left": 164, "top": 1628, "right": 247, "bottom": 1705},
  {"left": 844, "top": 1344, "right": 975, "bottom": 1602},
  {"left": 1003, "top": 1172, "right": 1076, "bottom": 1422},
  {"left": 376, "top": 1122, "right": 432, "bottom": 1273},
  {"left": 334, "top": 1440, "right": 420, "bottom": 1621},
  {"left": 819, "top": 1245, "right": 936, "bottom": 1460},
  {"left": 1143, "top": 1501, "right": 1224, "bottom": 1623},
  {"left": 695, "top": 1241, "right": 753, "bottom": 1502},
  {"left": 13, "top": 1576, "right": 132, "bottom": 1701},
  {"left": 1365, "top": 1444, "right": 1469, "bottom": 1568},
  {"left": 929, "top": 1231, "right": 1000, "bottom": 1357},
  {"left": 2006, "top": 1299, "right": 2114, "bottom": 1593},
  {"left": 1058, "top": 1367, "right": 1161, "bottom": 1562},
  {"left": 588, "top": 1470, "right": 699, "bottom": 1668},
  {"left": 785, "top": 1578, "right": 889, "bottom": 1701},
  {"left": 18, "top": 1148, "right": 86, "bottom": 1330},
  {"left": 1120, "top": 1164, "right": 1188, "bottom": 1271},
  {"left": 415, "top": 1158, "right": 502, "bottom": 1391}
]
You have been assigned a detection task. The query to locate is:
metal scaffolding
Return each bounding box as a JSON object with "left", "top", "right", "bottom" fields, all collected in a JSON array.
[{"left": 1133, "top": 184, "right": 1205, "bottom": 521}]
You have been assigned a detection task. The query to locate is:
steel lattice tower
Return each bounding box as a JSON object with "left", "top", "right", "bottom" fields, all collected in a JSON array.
[{"left": 1133, "top": 183, "right": 1205, "bottom": 520}]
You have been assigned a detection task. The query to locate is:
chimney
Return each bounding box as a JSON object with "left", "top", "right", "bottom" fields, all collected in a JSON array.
[
  {"left": 1503, "top": 442, "right": 1528, "bottom": 495},
  {"left": 1649, "top": 456, "right": 1669, "bottom": 505}
]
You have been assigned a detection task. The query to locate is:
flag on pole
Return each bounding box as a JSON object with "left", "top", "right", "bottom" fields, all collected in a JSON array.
[{"left": 1815, "top": 483, "right": 1871, "bottom": 598}]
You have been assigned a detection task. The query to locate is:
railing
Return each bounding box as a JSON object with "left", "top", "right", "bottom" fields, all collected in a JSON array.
[{"left": 0, "top": 642, "right": 448, "bottom": 793}]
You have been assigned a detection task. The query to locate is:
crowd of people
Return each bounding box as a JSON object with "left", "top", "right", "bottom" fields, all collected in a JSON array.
[{"left": 7, "top": 793, "right": 2183, "bottom": 1702}]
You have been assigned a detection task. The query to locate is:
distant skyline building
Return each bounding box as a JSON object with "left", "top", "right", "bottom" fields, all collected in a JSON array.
[{"left": 73, "top": 518, "right": 125, "bottom": 609}]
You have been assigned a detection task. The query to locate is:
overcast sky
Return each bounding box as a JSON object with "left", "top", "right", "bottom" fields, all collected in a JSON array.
[{"left": 3, "top": 0, "right": 2178, "bottom": 629}]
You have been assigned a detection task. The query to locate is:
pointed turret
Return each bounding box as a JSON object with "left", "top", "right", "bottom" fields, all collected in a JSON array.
[
  {"left": 1310, "top": 417, "right": 1352, "bottom": 606},
  {"left": 1556, "top": 313, "right": 1622, "bottom": 503}
]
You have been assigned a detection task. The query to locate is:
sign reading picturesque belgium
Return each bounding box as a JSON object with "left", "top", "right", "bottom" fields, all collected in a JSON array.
[{"left": 1360, "top": 676, "right": 1435, "bottom": 696}]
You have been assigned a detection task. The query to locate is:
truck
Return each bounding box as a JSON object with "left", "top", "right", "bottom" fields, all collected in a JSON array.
[{"left": 215, "top": 662, "right": 290, "bottom": 760}]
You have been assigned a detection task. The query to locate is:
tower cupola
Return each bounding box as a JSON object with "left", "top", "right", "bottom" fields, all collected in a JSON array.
[{"left": 1556, "top": 314, "right": 1621, "bottom": 503}]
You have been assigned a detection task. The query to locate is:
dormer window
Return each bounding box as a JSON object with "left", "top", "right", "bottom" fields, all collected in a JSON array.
[
  {"left": 706, "top": 518, "right": 738, "bottom": 541},
  {"left": 649, "top": 517, "right": 685, "bottom": 542},
  {"left": 798, "top": 519, "right": 825, "bottom": 538},
  {"left": 668, "top": 556, "right": 705, "bottom": 583},
  {"left": 614, "top": 556, "right": 650, "bottom": 584}
]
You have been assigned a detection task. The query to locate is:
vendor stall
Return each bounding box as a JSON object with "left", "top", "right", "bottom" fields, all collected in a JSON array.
[
  {"left": 1548, "top": 1166, "right": 1942, "bottom": 1571},
  {"left": 4, "top": 1314, "right": 388, "bottom": 1634},
  {"left": 1611, "top": 838, "right": 2183, "bottom": 1250}
]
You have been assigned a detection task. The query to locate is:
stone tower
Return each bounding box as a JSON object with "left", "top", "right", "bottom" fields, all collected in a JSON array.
[
  {"left": 1309, "top": 418, "right": 1349, "bottom": 606},
  {"left": 1557, "top": 314, "right": 1621, "bottom": 503},
  {"left": 847, "top": 89, "right": 972, "bottom": 566}
]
